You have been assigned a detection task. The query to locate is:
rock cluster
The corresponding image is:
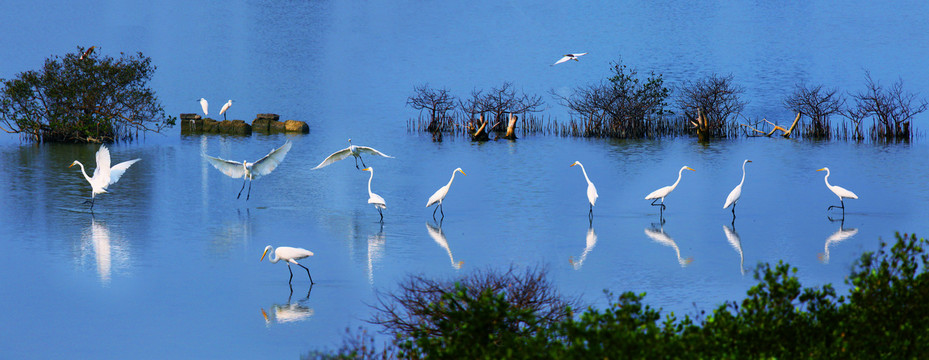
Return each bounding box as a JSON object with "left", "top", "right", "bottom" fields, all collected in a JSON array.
[{"left": 180, "top": 113, "right": 309, "bottom": 135}]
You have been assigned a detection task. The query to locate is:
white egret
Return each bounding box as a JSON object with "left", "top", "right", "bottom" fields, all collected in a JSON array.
[
  {"left": 426, "top": 167, "right": 466, "bottom": 220},
  {"left": 570, "top": 161, "right": 598, "bottom": 221},
  {"left": 69, "top": 145, "right": 141, "bottom": 210},
  {"left": 312, "top": 139, "right": 393, "bottom": 170},
  {"left": 723, "top": 160, "right": 752, "bottom": 218},
  {"left": 198, "top": 98, "right": 209, "bottom": 116},
  {"left": 219, "top": 99, "right": 233, "bottom": 120},
  {"left": 361, "top": 167, "right": 387, "bottom": 222},
  {"left": 552, "top": 52, "right": 587, "bottom": 66},
  {"left": 203, "top": 140, "right": 292, "bottom": 200},
  {"left": 261, "top": 245, "right": 315, "bottom": 284},
  {"left": 645, "top": 166, "right": 695, "bottom": 211},
  {"left": 816, "top": 167, "right": 858, "bottom": 212}
]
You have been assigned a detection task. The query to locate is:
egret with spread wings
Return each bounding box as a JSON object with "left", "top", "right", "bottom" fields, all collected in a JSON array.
[
  {"left": 203, "top": 140, "right": 292, "bottom": 200},
  {"left": 313, "top": 139, "right": 393, "bottom": 170},
  {"left": 552, "top": 52, "right": 587, "bottom": 66},
  {"left": 69, "top": 145, "right": 141, "bottom": 211}
]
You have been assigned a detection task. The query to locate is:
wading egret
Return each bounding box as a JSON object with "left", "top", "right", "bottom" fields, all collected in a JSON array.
[
  {"left": 723, "top": 160, "right": 752, "bottom": 219},
  {"left": 570, "top": 161, "right": 598, "bottom": 221},
  {"left": 426, "top": 167, "right": 466, "bottom": 220},
  {"left": 203, "top": 140, "right": 292, "bottom": 200},
  {"left": 69, "top": 145, "right": 141, "bottom": 210},
  {"left": 219, "top": 99, "right": 233, "bottom": 120},
  {"left": 361, "top": 167, "right": 387, "bottom": 222},
  {"left": 816, "top": 167, "right": 858, "bottom": 213},
  {"left": 645, "top": 166, "right": 695, "bottom": 211},
  {"left": 552, "top": 52, "right": 587, "bottom": 66},
  {"left": 198, "top": 98, "right": 209, "bottom": 116},
  {"left": 313, "top": 139, "right": 393, "bottom": 170},
  {"left": 261, "top": 245, "right": 315, "bottom": 284}
]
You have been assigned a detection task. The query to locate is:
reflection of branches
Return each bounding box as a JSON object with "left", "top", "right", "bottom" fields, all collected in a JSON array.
[{"left": 369, "top": 266, "right": 580, "bottom": 338}]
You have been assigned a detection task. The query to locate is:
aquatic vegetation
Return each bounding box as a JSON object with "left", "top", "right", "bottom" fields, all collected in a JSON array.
[{"left": 317, "top": 233, "right": 929, "bottom": 359}]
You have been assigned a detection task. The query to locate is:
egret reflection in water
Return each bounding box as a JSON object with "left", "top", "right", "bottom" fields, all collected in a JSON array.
[
  {"left": 261, "top": 287, "right": 314, "bottom": 325},
  {"left": 569, "top": 226, "right": 598, "bottom": 270},
  {"left": 366, "top": 225, "right": 385, "bottom": 285},
  {"left": 819, "top": 219, "right": 859, "bottom": 264},
  {"left": 80, "top": 217, "right": 128, "bottom": 284},
  {"left": 425, "top": 222, "right": 463, "bottom": 269},
  {"left": 722, "top": 225, "right": 745, "bottom": 275},
  {"left": 644, "top": 224, "right": 693, "bottom": 267}
]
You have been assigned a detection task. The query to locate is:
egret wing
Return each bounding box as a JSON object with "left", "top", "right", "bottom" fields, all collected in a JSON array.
[
  {"left": 552, "top": 56, "right": 571, "bottom": 65},
  {"left": 572, "top": 52, "right": 587, "bottom": 57},
  {"left": 108, "top": 158, "right": 140, "bottom": 185},
  {"left": 252, "top": 141, "right": 292, "bottom": 177},
  {"left": 203, "top": 154, "right": 246, "bottom": 179},
  {"left": 355, "top": 146, "right": 393, "bottom": 158},
  {"left": 220, "top": 102, "right": 231, "bottom": 115},
  {"left": 724, "top": 186, "right": 740, "bottom": 208},
  {"left": 93, "top": 145, "right": 112, "bottom": 182},
  {"left": 312, "top": 147, "right": 352, "bottom": 169}
]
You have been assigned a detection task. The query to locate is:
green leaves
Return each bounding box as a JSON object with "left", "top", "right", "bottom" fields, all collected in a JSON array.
[{"left": 0, "top": 46, "right": 173, "bottom": 142}]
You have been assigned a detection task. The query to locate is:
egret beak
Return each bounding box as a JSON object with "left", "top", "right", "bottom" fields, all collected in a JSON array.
[
  {"left": 686, "top": 167, "right": 695, "bottom": 171},
  {"left": 816, "top": 168, "right": 827, "bottom": 172},
  {"left": 570, "top": 163, "right": 577, "bottom": 167},
  {"left": 260, "top": 248, "right": 269, "bottom": 262},
  {"left": 460, "top": 170, "right": 467, "bottom": 176},
  {"left": 747, "top": 160, "right": 753, "bottom": 163},
  {"left": 261, "top": 309, "right": 270, "bottom": 323},
  {"left": 362, "top": 167, "right": 371, "bottom": 171},
  {"left": 68, "top": 163, "right": 75, "bottom": 168}
]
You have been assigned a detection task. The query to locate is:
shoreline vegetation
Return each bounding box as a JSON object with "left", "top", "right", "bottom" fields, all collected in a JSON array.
[
  {"left": 408, "top": 59, "right": 927, "bottom": 143},
  {"left": 309, "top": 232, "right": 928, "bottom": 359}
]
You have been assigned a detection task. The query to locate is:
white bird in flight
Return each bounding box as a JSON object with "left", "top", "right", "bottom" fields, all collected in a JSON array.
[
  {"left": 202, "top": 140, "right": 292, "bottom": 200},
  {"left": 645, "top": 166, "right": 695, "bottom": 211},
  {"left": 723, "top": 160, "right": 752, "bottom": 219},
  {"left": 261, "top": 245, "right": 315, "bottom": 284},
  {"left": 312, "top": 139, "right": 393, "bottom": 170},
  {"left": 817, "top": 167, "right": 858, "bottom": 213},
  {"left": 426, "top": 167, "right": 466, "bottom": 220},
  {"left": 198, "top": 98, "right": 209, "bottom": 116},
  {"left": 570, "top": 161, "right": 598, "bottom": 221},
  {"left": 552, "top": 52, "right": 587, "bottom": 66},
  {"left": 219, "top": 99, "right": 233, "bottom": 120},
  {"left": 69, "top": 145, "right": 141, "bottom": 211},
  {"left": 361, "top": 167, "right": 387, "bottom": 222}
]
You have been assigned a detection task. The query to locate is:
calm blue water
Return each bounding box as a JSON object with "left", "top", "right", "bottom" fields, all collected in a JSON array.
[{"left": 2, "top": 1, "right": 929, "bottom": 358}]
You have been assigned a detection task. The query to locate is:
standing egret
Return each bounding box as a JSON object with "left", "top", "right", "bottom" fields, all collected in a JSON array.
[
  {"left": 198, "top": 98, "right": 209, "bottom": 116},
  {"left": 219, "top": 99, "right": 233, "bottom": 120},
  {"left": 313, "top": 139, "right": 393, "bottom": 170},
  {"left": 69, "top": 145, "right": 141, "bottom": 210},
  {"left": 261, "top": 245, "right": 315, "bottom": 284},
  {"left": 645, "top": 166, "right": 695, "bottom": 211},
  {"left": 552, "top": 52, "right": 587, "bottom": 66},
  {"left": 723, "top": 160, "right": 752, "bottom": 220},
  {"left": 570, "top": 161, "right": 598, "bottom": 221},
  {"left": 202, "top": 140, "right": 292, "bottom": 200},
  {"left": 361, "top": 167, "right": 387, "bottom": 222},
  {"left": 426, "top": 167, "right": 466, "bottom": 220},
  {"left": 817, "top": 167, "right": 858, "bottom": 213}
]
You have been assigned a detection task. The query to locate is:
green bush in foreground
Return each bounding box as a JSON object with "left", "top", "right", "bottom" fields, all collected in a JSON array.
[{"left": 311, "top": 233, "right": 928, "bottom": 359}]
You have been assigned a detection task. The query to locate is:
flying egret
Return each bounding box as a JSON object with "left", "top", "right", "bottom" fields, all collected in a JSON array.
[
  {"left": 552, "top": 52, "right": 587, "bottom": 66},
  {"left": 816, "top": 167, "right": 858, "bottom": 213},
  {"left": 645, "top": 166, "right": 695, "bottom": 211},
  {"left": 261, "top": 245, "right": 315, "bottom": 284},
  {"left": 202, "top": 140, "right": 292, "bottom": 200},
  {"left": 219, "top": 99, "right": 233, "bottom": 120},
  {"left": 312, "top": 139, "right": 393, "bottom": 170},
  {"left": 723, "top": 160, "right": 752, "bottom": 219},
  {"left": 198, "top": 98, "right": 209, "bottom": 116},
  {"left": 69, "top": 145, "right": 141, "bottom": 210},
  {"left": 361, "top": 167, "right": 387, "bottom": 222},
  {"left": 426, "top": 167, "right": 466, "bottom": 220},
  {"left": 570, "top": 161, "right": 598, "bottom": 221}
]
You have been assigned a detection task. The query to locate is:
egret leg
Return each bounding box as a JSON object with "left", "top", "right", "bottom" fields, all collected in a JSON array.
[
  {"left": 223, "top": 113, "right": 227, "bottom": 121},
  {"left": 432, "top": 205, "right": 439, "bottom": 220},
  {"left": 297, "top": 263, "right": 314, "bottom": 284},
  {"left": 378, "top": 208, "right": 384, "bottom": 222},
  {"left": 360, "top": 156, "right": 368, "bottom": 168},
  {"left": 237, "top": 179, "right": 247, "bottom": 199},
  {"left": 353, "top": 156, "right": 360, "bottom": 169},
  {"left": 650, "top": 198, "right": 667, "bottom": 210},
  {"left": 439, "top": 203, "right": 445, "bottom": 220},
  {"left": 246, "top": 180, "right": 252, "bottom": 201},
  {"left": 287, "top": 264, "right": 294, "bottom": 284},
  {"left": 588, "top": 205, "right": 593, "bottom": 223}
]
